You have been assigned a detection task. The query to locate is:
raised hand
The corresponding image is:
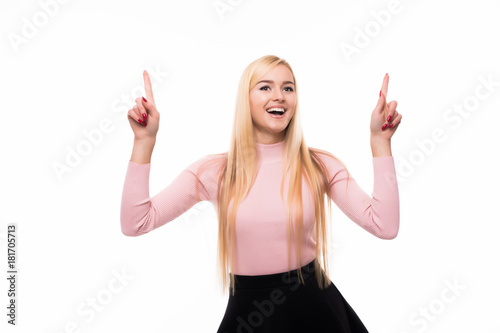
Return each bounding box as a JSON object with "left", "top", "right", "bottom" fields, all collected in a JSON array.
[
  {"left": 127, "top": 70, "right": 160, "bottom": 140},
  {"left": 370, "top": 73, "right": 402, "bottom": 140}
]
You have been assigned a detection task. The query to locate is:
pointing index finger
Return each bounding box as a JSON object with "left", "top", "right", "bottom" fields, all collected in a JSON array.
[
  {"left": 143, "top": 70, "right": 156, "bottom": 106},
  {"left": 381, "top": 73, "right": 389, "bottom": 98}
]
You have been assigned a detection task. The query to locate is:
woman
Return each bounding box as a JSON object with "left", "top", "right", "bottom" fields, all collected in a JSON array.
[{"left": 120, "top": 55, "right": 401, "bottom": 332}]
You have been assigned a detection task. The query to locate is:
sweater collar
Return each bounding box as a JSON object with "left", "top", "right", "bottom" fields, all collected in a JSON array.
[{"left": 255, "top": 139, "right": 285, "bottom": 164}]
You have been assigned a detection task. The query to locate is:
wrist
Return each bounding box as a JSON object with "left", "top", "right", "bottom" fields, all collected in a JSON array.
[
  {"left": 134, "top": 136, "right": 156, "bottom": 146},
  {"left": 370, "top": 134, "right": 391, "bottom": 143},
  {"left": 370, "top": 135, "right": 392, "bottom": 157},
  {"left": 131, "top": 137, "right": 156, "bottom": 164}
]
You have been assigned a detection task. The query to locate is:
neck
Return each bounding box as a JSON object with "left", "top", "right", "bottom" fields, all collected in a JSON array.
[{"left": 254, "top": 132, "right": 286, "bottom": 145}]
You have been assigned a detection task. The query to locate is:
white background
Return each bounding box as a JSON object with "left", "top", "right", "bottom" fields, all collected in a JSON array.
[{"left": 1, "top": 0, "right": 499, "bottom": 332}]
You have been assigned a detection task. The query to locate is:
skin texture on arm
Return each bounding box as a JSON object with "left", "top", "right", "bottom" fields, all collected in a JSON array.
[
  {"left": 130, "top": 137, "right": 156, "bottom": 164},
  {"left": 370, "top": 135, "right": 392, "bottom": 157}
]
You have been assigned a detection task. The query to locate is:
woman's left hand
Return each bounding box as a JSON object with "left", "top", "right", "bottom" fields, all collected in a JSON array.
[{"left": 370, "top": 73, "right": 402, "bottom": 140}]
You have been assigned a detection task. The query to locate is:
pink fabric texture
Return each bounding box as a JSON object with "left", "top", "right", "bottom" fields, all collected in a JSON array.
[{"left": 120, "top": 140, "right": 399, "bottom": 275}]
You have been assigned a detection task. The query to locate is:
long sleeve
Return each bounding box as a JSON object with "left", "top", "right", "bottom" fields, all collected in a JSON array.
[
  {"left": 327, "top": 156, "right": 400, "bottom": 239},
  {"left": 120, "top": 158, "right": 213, "bottom": 237}
]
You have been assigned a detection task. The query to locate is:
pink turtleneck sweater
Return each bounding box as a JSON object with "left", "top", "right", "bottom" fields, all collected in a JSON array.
[{"left": 120, "top": 140, "right": 399, "bottom": 275}]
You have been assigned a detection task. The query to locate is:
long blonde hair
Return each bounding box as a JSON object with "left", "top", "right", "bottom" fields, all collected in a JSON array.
[{"left": 194, "top": 55, "right": 351, "bottom": 296}]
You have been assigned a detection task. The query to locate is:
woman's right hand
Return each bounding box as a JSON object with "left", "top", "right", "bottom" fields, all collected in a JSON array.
[{"left": 127, "top": 70, "right": 160, "bottom": 141}]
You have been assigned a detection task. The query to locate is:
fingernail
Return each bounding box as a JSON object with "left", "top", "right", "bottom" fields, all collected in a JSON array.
[
  {"left": 387, "top": 115, "right": 391, "bottom": 122},
  {"left": 142, "top": 96, "right": 148, "bottom": 103},
  {"left": 386, "top": 73, "right": 388, "bottom": 77},
  {"left": 142, "top": 113, "right": 147, "bottom": 119},
  {"left": 382, "top": 124, "right": 387, "bottom": 130},
  {"left": 389, "top": 123, "right": 394, "bottom": 128},
  {"left": 138, "top": 118, "right": 147, "bottom": 126}
]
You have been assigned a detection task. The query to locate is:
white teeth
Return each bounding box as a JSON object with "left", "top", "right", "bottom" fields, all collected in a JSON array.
[{"left": 266, "top": 108, "right": 285, "bottom": 112}]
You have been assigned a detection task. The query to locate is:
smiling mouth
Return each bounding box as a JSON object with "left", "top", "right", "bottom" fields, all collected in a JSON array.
[{"left": 266, "top": 107, "right": 286, "bottom": 115}]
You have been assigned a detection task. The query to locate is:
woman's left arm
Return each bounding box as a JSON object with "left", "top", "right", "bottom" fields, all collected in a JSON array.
[
  {"left": 365, "top": 73, "right": 402, "bottom": 237},
  {"left": 328, "top": 74, "right": 402, "bottom": 239}
]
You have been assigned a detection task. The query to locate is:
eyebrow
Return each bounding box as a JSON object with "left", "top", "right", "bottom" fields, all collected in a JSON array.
[{"left": 257, "top": 80, "right": 295, "bottom": 85}]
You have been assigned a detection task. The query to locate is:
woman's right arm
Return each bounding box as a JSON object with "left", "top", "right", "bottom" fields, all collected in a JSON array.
[
  {"left": 120, "top": 70, "right": 162, "bottom": 235},
  {"left": 120, "top": 71, "right": 212, "bottom": 236}
]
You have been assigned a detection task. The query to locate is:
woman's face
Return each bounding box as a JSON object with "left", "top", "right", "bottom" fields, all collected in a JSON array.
[{"left": 249, "top": 64, "right": 296, "bottom": 144}]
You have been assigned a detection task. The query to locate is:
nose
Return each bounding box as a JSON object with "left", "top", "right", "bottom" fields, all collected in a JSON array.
[{"left": 272, "top": 88, "right": 284, "bottom": 101}]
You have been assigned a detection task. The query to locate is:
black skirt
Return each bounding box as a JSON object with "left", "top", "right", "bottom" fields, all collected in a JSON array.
[{"left": 216, "top": 258, "right": 369, "bottom": 333}]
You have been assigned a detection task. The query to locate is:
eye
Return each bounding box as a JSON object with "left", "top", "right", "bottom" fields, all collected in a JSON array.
[{"left": 259, "top": 85, "right": 294, "bottom": 92}]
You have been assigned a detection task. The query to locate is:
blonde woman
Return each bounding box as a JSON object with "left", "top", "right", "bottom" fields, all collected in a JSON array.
[{"left": 121, "top": 55, "right": 401, "bottom": 332}]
